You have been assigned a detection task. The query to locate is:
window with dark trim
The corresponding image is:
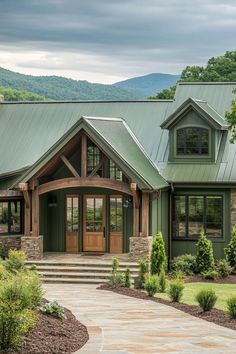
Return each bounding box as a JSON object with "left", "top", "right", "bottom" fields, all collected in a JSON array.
[
  {"left": 173, "top": 195, "right": 223, "bottom": 239},
  {"left": 0, "top": 200, "right": 23, "bottom": 235},
  {"left": 110, "top": 196, "right": 123, "bottom": 232},
  {"left": 109, "top": 161, "right": 123, "bottom": 181},
  {"left": 176, "top": 127, "right": 209, "bottom": 155},
  {"left": 87, "top": 143, "right": 102, "bottom": 176}
]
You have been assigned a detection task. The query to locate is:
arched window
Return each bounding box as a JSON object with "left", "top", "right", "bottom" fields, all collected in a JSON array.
[{"left": 176, "top": 127, "right": 209, "bottom": 155}]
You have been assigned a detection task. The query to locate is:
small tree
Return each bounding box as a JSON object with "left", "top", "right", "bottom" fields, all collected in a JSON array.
[
  {"left": 150, "top": 232, "right": 167, "bottom": 275},
  {"left": 196, "top": 232, "right": 214, "bottom": 273},
  {"left": 225, "top": 228, "right": 236, "bottom": 268},
  {"left": 125, "top": 267, "right": 131, "bottom": 288}
]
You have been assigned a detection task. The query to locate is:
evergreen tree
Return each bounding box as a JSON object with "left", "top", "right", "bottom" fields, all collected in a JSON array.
[
  {"left": 225, "top": 228, "right": 236, "bottom": 268},
  {"left": 196, "top": 232, "right": 214, "bottom": 273},
  {"left": 150, "top": 232, "right": 167, "bottom": 275}
]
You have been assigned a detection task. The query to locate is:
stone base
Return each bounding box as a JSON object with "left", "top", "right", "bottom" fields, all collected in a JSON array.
[
  {"left": 21, "top": 236, "right": 43, "bottom": 260},
  {"left": 129, "top": 236, "right": 153, "bottom": 261},
  {"left": 0, "top": 236, "right": 21, "bottom": 258}
]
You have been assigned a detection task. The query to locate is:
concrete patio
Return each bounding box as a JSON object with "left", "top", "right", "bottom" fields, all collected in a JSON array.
[{"left": 44, "top": 283, "right": 236, "bottom": 354}]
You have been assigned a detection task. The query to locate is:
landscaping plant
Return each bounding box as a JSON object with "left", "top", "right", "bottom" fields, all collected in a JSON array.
[
  {"left": 168, "top": 278, "right": 184, "bottom": 302},
  {"left": 125, "top": 267, "right": 131, "bottom": 288},
  {"left": 196, "top": 232, "right": 214, "bottom": 273},
  {"left": 225, "top": 228, "right": 236, "bottom": 269},
  {"left": 203, "top": 269, "right": 219, "bottom": 280},
  {"left": 216, "top": 259, "right": 232, "bottom": 278},
  {"left": 226, "top": 295, "right": 236, "bottom": 319},
  {"left": 159, "top": 268, "right": 167, "bottom": 293},
  {"left": 109, "top": 257, "right": 125, "bottom": 286},
  {"left": 134, "top": 259, "right": 149, "bottom": 289},
  {"left": 4, "top": 249, "right": 27, "bottom": 273},
  {"left": 39, "top": 301, "right": 66, "bottom": 320},
  {"left": 170, "top": 254, "right": 198, "bottom": 275},
  {"left": 150, "top": 232, "right": 167, "bottom": 275},
  {"left": 144, "top": 275, "right": 159, "bottom": 296},
  {"left": 195, "top": 288, "right": 217, "bottom": 312}
]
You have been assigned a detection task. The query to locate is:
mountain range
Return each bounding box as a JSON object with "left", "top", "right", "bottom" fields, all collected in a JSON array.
[{"left": 0, "top": 67, "right": 180, "bottom": 101}]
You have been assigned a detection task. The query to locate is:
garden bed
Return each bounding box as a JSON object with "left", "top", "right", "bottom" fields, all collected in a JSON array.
[
  {"left": 99, "top": 284, "right": 236, "bottom": 331},
  {"left": 187, "top": 274, "right": 236, "bottom": 284},
  {"left": 12, "top": 304, "right": 89, "bottom": 354}
]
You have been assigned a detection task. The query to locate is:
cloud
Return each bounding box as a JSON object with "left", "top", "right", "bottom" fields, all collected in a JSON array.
[{"left": 0, "top": 0, "right": 235, "bottom": 83}]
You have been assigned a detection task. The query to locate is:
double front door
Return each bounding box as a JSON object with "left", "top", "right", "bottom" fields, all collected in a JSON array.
[{"left": 66, "top": 194, "right": 123, "bottom": 253}]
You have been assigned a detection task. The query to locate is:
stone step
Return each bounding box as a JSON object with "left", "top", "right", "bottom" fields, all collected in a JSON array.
[
  {"left": 40, "top": 271, "right": 135, "bottom": 279},
  {"left": 42, "top": 277, "right": 107, "bottom": 284},
  {"left": 27, "top": 261, "right": 138, "bottom": 268},
  {"left": 30, "top": 265, "right": 139, "bottom": 273}
]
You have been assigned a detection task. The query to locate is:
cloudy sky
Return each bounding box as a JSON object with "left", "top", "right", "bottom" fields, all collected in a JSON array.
[{"left": 0, "top": 0, "right": 236, "bottom": 83}]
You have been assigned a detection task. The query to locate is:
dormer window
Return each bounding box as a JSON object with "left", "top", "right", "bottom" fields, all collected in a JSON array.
[{"left": 176, "top": 127, "right": 209, "bottom": 156}]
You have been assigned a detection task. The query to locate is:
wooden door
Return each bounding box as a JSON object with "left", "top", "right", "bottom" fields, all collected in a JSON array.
[
  {"left": 83, "top": 195, "right": 106, "bottom": 252},
  {"left": 66, "top": 195, "right": 79, "bottom": 253},
  {"left": 109, "top": 196, "right": 123, "bottom": 253}
]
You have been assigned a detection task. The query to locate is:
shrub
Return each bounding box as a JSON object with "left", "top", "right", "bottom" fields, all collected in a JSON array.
[
  {"left": 196, "top": 232, "right": 214, "bottom": 273},
  {"left": 216, "top": 259, "right": 232, "bottom": 278},
  {"left": 203, "top": 269, "right": 219, "bottom": 280},
  {"left": 39, "top": 301, "right": 66, "bottom": 320},
  {"left": 144, "top": 275, "right": 159, "bottom": 296},
  {"left": 150, "top": 232, "right": 167, "bottom": 275},
  {"left": 125, "top": 267, "right": 131, "bottom": 288},
  {"left": 111, "top": 257, "right": 119, "bottom": 273},
  {"left": 225, "top": 228, "right": 236, "bottom": 269},
  {"left": 168, "top": 278, "right": 184, "bottom": 302},
  {"left": 171, "top": 254, "right": 198, "bottom": 275},
  {"left": 109, "top": 258, "right": 125, "bottom": 286},
  {"left": 0, "top": 301, "right": 36, "bottom": 351},
  {"left": 195, "top": 288, "right": 217, "bottom": 312},
  {"left": 0, "top": 243, "right": 7, "bottom": 260},
  {"left": 159, "top": 268, "right": 166, "bottom": 293},
  {"left": 226, "top": 295, "right": 236, "bottom": 318},
  {"left": 134, "top": 259, "right": 149, "bottom": 289},
  {"left": 5, "top": 249, "right": 27, "bottom": 273},
  {"left": 0, "top": 262, "right": 8, "bottom": 280}
]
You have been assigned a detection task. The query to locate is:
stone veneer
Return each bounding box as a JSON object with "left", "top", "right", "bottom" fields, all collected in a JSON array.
[
  {"left": 21, "top": 236, "right": 44, "bottom": 260},
  {"left": 0, "top": 235, "right": 21, "bottom": 257},
  {"left": 231, "top": 191, "right": 236, "bottom": 227},
  {"left": 129, "top": 236, "right": 153, "bottom": 260}
]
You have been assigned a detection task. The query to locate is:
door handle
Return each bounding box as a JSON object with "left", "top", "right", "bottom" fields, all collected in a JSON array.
[{"left": 103, "top": 226, "right": 106, "bottom": 238}]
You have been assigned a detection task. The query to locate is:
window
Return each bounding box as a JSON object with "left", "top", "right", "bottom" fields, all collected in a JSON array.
[
  {"left": 66, "top": 196, "right": 79, "bottom": 232},
  {"left": 110, "top": 196, "right": 123, "bottom": 232},
  {"left": 85, "top": 197, "right": 104, "bottom": 232},
  {"left": 0, "top": 200, "right": 23, "bottom": 235},
  {"left": 176, "top": 127, "right": 209, "bottom": 155},
  {"left": 109, "top": 161, "right": 123, "bottom": 181},
  {"left": 173, "top": 195, "right": 223, "bottom": 238},
  {"left": 87, "top": 143, "right": 102, "bottom": 176}
]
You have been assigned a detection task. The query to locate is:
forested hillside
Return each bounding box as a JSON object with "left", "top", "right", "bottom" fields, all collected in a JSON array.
[{"left": 0, "top": 86, "right": 45, "bottom": 101}]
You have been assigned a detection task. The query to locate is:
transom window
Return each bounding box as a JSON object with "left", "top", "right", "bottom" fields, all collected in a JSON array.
[
  {"left": 173, "top": 195, "right": 223, "bottom": 238},
  {"left": 0, "top": 200, "right": 23, "bottom": 235},
  {"left": 176, "top": 127, "right": 209, "bottom": 155},
  {"left": 110, "top": 161, "right": 123, "bottom": 181}
]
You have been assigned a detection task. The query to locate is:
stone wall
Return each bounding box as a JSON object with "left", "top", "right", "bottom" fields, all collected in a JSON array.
[
  {"left": 129, "top": 236, "right": 153, "bottom": 260},
  {"left": 21, "top": 236, "right": 43, "bottom": 260},
  {"left": 231, "top": 191, "right": 236, "bottom": 227},
  {"left": 0, "top": 236, "right": 21, "bottom": 257}
]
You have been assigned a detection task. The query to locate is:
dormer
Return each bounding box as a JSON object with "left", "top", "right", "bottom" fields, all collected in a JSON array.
[{"left": 161, "top": 97, "right": 228, "bottom": 163}]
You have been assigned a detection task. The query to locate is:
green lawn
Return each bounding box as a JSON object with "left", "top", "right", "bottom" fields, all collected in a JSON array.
[{"left": 156, "top": 282, "right": 236, "bottom": 311}]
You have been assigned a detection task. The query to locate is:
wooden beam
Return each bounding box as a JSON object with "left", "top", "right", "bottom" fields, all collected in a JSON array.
[
  {"left": 141, "top": 192, "right": 149, "bottom": 237},
  {"left": 22, "top": 190, "right": 30, "bottom": 208},
  {"left": 18, "top": 182, "right": 29, "bottom": 191},
  {"left": 60, "top": 155, "right": 80, "bottom": 178},
  {"left": 81, "top": 134, "right": 87, "bottom": 177},
  {"left": 38, "top": 177, "right": 133, "bottom": 196},
  {"left": 24, "top": 201, "right": 30, "bottom": 236},
  {"left": 89, "top": 157, "right": 104, "bottom": 177},
  {"left": 132, "top": 188, "right": 139, "bottom": 237},
  {"left": 31, "top": 187, "right": 39, "bottom": 236}
]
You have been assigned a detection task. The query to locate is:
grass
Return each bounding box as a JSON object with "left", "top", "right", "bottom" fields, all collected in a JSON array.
[{"left": 156, "top": 282, "right": 236, "bottom": 311}]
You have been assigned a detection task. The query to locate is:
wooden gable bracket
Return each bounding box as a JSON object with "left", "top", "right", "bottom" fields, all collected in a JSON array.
[
  {"left": 130, "top": 182, "right": 139, "bottom": 208},
  {"left": 89, "top": 157, "right": 104, "bottom": 177},
  {"left": 18, "top": 183, "right": 30, "bottom": 208},
  {"left": 60, "top": 154, "right": 80, "bottom": 178}
]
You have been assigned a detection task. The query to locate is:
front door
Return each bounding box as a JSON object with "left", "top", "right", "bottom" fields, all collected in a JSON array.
[
  {"left": 66, "top": 195, "right": 79, "bottom": 253},
  {"left": 83, "top": 195, "right": 106, "bottom": 252}
]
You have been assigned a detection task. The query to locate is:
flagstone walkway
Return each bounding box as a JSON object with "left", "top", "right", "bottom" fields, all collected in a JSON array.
[{"left": 44, "top": 284, "right": 236, "bottom": 354}]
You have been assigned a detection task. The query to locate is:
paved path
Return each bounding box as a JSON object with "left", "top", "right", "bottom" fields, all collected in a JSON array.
[{"left": 44, "top": 284, "right": 236, "bottom": 354}]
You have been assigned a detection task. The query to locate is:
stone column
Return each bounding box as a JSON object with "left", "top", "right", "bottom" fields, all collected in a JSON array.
[{"left": 21, "top": 235, "right": 43, "bottom": 260}]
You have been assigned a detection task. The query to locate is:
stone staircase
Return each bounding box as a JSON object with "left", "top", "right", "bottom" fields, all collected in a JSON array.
[{"left": 26, "top": 260, "right": 139, "bottom": 284}]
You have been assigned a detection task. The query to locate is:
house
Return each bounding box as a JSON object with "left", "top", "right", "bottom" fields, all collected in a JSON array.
[{"left": 0, "top": 82, "right": 235, "bottom": 260}]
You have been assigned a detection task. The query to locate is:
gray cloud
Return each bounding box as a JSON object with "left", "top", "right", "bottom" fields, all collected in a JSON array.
[{"left": 0, "top": 0, "right": 236, "bottom": 82}]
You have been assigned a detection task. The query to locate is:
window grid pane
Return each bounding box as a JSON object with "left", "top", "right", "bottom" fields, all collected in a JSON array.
[
  {"left": 0, "top": 200, "right": 22, "bottom": 235},
  {"left": 177, "top": 127, "right": 209, "bottom": 156}
]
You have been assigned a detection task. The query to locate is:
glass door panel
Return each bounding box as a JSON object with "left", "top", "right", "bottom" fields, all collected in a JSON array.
[{"left": 66, "top": 195, "right": 79, "bottom": 253}]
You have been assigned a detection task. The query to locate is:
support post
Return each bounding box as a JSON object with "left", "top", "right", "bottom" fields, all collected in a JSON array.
[
  {"left": 18, "top": 183, "right": 30, "bottom": 236},
  {"left": 81, "top": 134, "right": 87, "bottom": 177},
  {"left": 31, "top": 186, "right": 39, "bottom": 236},
  {"left": 141, "top": 192, "right": 149, "bottom": 237},
  {"left": 131, "top": 183, "right": 139, "bottom": 236}
]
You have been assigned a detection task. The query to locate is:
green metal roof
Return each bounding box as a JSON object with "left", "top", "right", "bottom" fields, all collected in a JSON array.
[{"left": 1, "top": 82, "right": 236, "bottom": 186}]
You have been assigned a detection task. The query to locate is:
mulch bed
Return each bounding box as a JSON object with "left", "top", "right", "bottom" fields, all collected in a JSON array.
[
  {"left": 187, "top": 274, "right": 236, "bottom": 284},
  {"left": 99, "top": 283, "right": 236, "bottom": 331},
  {"left": 11, "top": 304, "right": 89, "bottom": 354}
]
